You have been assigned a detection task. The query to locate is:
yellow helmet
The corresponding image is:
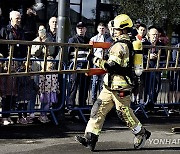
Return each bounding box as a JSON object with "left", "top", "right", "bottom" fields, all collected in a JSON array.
[{"left": 114, "top": 14, "right": 133, "bottom": 29}]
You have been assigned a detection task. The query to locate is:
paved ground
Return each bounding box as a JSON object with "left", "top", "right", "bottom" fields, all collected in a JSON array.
[{"left": 0, "top": 111, "right": 180, "bottom": 154}]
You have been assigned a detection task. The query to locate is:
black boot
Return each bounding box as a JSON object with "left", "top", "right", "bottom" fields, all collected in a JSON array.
[
  {"left": 134, "top": 128, "right": 151, "bottom": 149},
  {"left": 85, "top": 132, "right": 98, "bottom": 151},
  {"left": 75, "top": 132, "right": 98, "bottom": 151},
  {"left": 75, "top": 135, "right": 88, "bottom": 147}
]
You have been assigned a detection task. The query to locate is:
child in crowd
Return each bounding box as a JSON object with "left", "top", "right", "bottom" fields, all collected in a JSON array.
[
  {"left": 16, "top": 61, "right": 39, "bottom": 124},
  {"left": 27, "top": 60, "right": 40, "bottom": 120},
  {"left": 0, "top": 58, "right": 18, "bottom": 125},
  {"left": 38, "top": 56, "right": 59, "bottom": 123}
]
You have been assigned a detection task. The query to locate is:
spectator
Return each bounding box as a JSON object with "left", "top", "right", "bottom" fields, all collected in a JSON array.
[
  {"left": 38, "top": 56, "right": 59, "bottom": 123},
  {"left": 31, "top": 25, "right": 56, "bottom": 113},
  {"left": 1, "top": 11, "right": 27, "bottom": 58},
  {"left": 134, "top": 23, "right": 148, "bottom": 42},
  {"left": 67, "top": 21, "right": 91, "bottom": 108},
  {"left": 22, "top": 7, "right": 39, "bottom": 41},
  {"left": 0, "top": 7, "right": 7, "bottom": 57},
  {"left": 107, "top": 20, "right": 114, "bottom": 37},
  {"left": 31, "top": 25, "right": 47, "bottom": 59},
  {"left": 89, "top": 22, "right": 112, "bottom": 103},
  {"left": 27, "top": 60, "right": 39, "bottom": 120},
  {"left": 31, "top": 25, "right": 55, "bottom": 59},
  {"left": 143, "top": 27, "right": 166, "bottom": 111},
  {"left": 16, "top": 61, "right": 39, "bottom": 124},
  {"left": 31, "top": 25, "right": 47, "bottom": 74},
  {"left": 47, "top": 17, "right": 57, "bottom": 43},
  {"left": 131, "top": 23, "right": 148, "bottom": 104},
  {"left": 31, "top": 25, "right": 51, "bottom": 117},
  {"left": 168, "top": 43, "right": 180, "bottom": 113},
  {"left": 27, "top": 59, "right": 40, "bottom": 121},
  {"left": 131, "top": 19, "right": 142, "bottom": 38},
  {"left": 0, "top": 31, "right": 8, "bottom": 58},
  {"left": 47, "top": 16, "right": 59, "bottom": 59},
  {"left": 158, "top": 28, "right": 169, "bottom": 45},
  {"left": 0, "top": 59, "right": 18, "bottom": 125},
  {"left": 0, "top": 7, "right": 6, "bottom": 29}
]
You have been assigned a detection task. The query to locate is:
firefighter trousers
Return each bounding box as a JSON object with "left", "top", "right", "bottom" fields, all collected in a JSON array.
[{"left": 85, "top": 86, "right": 142, "bottom": 136}]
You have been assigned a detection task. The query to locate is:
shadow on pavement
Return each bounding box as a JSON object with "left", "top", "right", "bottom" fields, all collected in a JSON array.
[
  {"left": 0, "top": 122, "right": 67, "bottom": 139},
  {"left": 95, "top": 147, "right": 180, "bottom": 152}
]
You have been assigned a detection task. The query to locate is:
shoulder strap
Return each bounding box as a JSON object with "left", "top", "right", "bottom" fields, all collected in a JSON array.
[
  {"left": 113, "top": 39, "right": 134, "bottom": 66},
  {"left": 112, "top": 39, "right": 135, "bottom": 86}
]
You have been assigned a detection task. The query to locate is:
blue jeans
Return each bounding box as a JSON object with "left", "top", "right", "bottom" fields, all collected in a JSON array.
[
  {"left": 67, "top": 63, "right": 91, "bottom": 107},
  {"left": 91, "top": 66, "right": 104, "bottom": 102}
]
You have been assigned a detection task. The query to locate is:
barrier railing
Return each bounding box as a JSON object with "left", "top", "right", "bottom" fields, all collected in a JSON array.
[
  {"left": 0, "top": 58, "right": 67, "bottom": 125},
  {"left": 0, "top": 40, "right": 93, "bottom": 76},
  {"left": 0, "top": 39, "right": 179, "bottom": 124},
  {"left": 132, "top": 45, "right": 180, "bottom": 118},
  {"left": 143, "top": 45, "right": 180, "bottom": 71},
  {"left": 0, "top": 39, "right": 93, "bottom": 125}
]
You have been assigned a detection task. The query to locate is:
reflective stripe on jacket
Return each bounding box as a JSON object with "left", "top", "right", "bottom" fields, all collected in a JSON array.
[{"left": 93, "top": 34, "right": 132, "bottom": 90}]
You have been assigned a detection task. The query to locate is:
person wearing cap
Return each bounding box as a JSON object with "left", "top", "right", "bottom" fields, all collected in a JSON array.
[{"left": 67, "top": 21, "right": 91, "bottom": 109}]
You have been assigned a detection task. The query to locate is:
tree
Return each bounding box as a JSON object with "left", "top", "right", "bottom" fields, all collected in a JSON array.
[{"left": 111, "top": 0, "right": 180, "bottom": 42}]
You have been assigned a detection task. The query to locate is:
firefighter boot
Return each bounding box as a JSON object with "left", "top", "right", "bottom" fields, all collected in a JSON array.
[
  {"left": 134, "top": 128, "right": 151, "bottom": 149},
  {"left": 75, "top": 132, "right": 98, "bottom": 151}
]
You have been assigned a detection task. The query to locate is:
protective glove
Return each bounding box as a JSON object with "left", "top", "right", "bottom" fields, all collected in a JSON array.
[{"left": 104, "top": 61, "right": 116, "bottom": 73}]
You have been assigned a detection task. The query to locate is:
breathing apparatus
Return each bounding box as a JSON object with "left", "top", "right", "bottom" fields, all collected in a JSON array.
[{"left": 133, "top": 40, "right": 143, "bottom": 77}]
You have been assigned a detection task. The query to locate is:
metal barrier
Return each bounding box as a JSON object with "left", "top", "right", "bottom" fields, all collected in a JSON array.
[
  {"left": 66, "top": 61, "right": 93, "bottom": 123},
  {"left": 65, "top": 44, "right": 180, "bottom": 121},
  {"left": 133, "top": 45, "right": 180, "bottom": 118},
  {"left": 65, "top": 42, "right": 111, "bottom": 122},
  {"left": 0, "top": 40, "right": 93, "bottom": 76},
  {"left": 0, "top": 39, "right": 179, "bottom": 124},
  {"left": 143, "top": 45, "right": 180, "bottom": 71},
  {"left": 0, "top": 39, "right": 93, "bottom": 125},
  {"left": 0, "top": 58, "right": 67, "bottom": 125}
]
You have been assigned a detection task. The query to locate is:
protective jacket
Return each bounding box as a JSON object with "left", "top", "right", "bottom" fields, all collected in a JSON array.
[{"left": 93, "top": 34, "right": 133, "bottom": 91}]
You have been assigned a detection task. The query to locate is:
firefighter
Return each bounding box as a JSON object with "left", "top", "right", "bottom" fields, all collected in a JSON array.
[{"left": 75, "top": 14, "right": 151, "bottom": 151}]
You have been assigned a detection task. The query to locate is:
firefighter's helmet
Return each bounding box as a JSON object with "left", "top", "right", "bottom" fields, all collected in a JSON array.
[{"left": 113, "top": 14, "right": 133, "bottom": 29}]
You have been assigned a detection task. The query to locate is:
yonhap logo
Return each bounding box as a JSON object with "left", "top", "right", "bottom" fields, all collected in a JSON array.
[{"left": 148, "top": 138, "right": 180, "bottom": 145}]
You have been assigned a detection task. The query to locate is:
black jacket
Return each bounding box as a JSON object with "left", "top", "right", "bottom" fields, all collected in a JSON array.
[
  {"left": 1, "top": 24, "right": 27, "bottom": 58},
  {"left": 68, "top": 34, "right": 90, "bottom": 64}
]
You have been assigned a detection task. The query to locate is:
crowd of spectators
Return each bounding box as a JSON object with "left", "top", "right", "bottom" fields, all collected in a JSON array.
[
  {"left": 0, "top": 7, "right": 59, "bottom": 125},
  {"left": 0, "top": 5, "right": 179, "bottom": 125}
]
